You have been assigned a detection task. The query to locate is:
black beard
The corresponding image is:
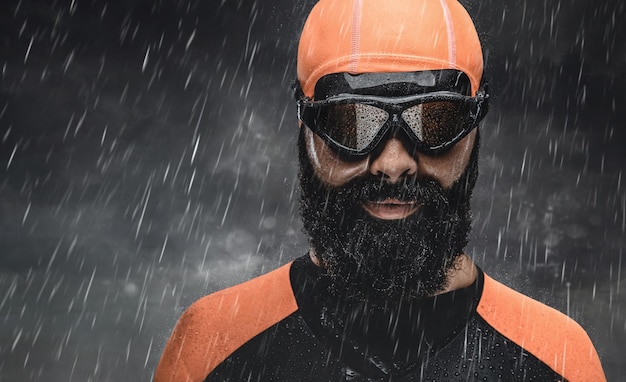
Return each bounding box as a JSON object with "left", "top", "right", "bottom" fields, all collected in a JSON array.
[{"left": 298, "top": 130, "right": 479, "bottom": 303}]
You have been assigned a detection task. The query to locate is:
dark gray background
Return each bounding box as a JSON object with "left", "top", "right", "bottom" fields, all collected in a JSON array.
[{"left": 0, "top": 0, "right": 624, "bottom": 380}]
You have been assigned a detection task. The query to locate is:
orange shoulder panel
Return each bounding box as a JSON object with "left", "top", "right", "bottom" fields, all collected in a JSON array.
[
  {"left": 154, "top": 262, "right": 298, "bottom": 382},
  {"left": 477, "top": 274, "right": 606, "bottom": 382}
]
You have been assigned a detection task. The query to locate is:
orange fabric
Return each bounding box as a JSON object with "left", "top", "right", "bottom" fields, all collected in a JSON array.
[
  {"left": 154, "top": 262, "right": 298, "bottom": 382},
  {"left": 477, "top": 274, "right": 606, "bottom": 382},
  {"left": 297, "top": 0, "right": 484, "bottom": 97}
]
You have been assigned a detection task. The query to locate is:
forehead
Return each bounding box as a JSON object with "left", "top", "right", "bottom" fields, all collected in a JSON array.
[{"left": 313, "top": 70, "right": 472, "bottom": 100}]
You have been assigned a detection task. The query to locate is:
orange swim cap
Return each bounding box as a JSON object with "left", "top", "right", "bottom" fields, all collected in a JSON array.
[{"left": 297, "top": 0, "right": 484, "bottom": 97}]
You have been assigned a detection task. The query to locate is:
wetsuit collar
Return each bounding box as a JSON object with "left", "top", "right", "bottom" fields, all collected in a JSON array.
[{"left": 290, "top": 254, "right": 484, "bottom": 379}]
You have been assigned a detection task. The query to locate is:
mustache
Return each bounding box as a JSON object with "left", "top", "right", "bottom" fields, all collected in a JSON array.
[{"left": 330, "top": 175, "right": 450, "bottom": 208}]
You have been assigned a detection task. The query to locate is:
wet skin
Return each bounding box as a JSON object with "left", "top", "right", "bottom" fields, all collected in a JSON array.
[
  {"left": 304, "top": 125, "right": 478, "bottom": 292},
  {"left": 304, "top": 126, "right": 477, "bottom": 217}
]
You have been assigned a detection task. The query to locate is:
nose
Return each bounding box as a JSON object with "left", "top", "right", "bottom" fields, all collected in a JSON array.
[{"left": 368, "top": 137, "right": 418, "bottom": 183}]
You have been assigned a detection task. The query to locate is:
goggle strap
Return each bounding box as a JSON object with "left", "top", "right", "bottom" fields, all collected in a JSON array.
[{"left": 293, "top": 81, "right": 307, "bottom": 102}]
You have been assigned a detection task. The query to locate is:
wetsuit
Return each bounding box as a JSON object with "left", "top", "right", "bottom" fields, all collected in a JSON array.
[{"left": 155, "top": 255, "right": 605, "bottom": 381}]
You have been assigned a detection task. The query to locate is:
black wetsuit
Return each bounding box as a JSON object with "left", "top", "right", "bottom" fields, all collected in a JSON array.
[{"left": 155, "top": 256, "right": 605, "bottom": 382}]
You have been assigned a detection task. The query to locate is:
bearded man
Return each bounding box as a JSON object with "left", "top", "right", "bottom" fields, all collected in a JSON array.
[{"left": 155, "top": 0, "right": 605, "bottom": 381}]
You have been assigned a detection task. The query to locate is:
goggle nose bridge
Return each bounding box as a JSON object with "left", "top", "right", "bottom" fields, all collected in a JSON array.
[{"left": 374, "top": 111, "right": 417, "bottom": 152}]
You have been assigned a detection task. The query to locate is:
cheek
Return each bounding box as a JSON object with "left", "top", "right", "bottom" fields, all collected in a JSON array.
[
  {"left": 305, "top": 128, "right": 368, "bottom": 187},
  {"left": 417, "top": 129, "right": 476, "bottom": 189}
]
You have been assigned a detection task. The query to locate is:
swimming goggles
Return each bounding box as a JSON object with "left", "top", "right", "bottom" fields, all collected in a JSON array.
[{"left": 296, "top": 89, "right": 488, "bottom": 156}]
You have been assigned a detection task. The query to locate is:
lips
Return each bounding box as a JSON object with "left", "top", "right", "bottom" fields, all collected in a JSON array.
[{"left": 361, "top": 198, "right": 420, "bottom": 220}]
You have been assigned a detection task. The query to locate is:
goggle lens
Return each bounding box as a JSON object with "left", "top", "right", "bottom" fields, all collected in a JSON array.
[
  {"left": 401, "top": 101, "right": 471, "bottom": 148},
  {"left": 320, "top": 103, "right": 389, "bottom": 151}
]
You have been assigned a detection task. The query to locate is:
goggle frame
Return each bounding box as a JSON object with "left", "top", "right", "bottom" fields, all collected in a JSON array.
[{"left": 296, "top": 89, "right": 489, "bottom": 157}]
